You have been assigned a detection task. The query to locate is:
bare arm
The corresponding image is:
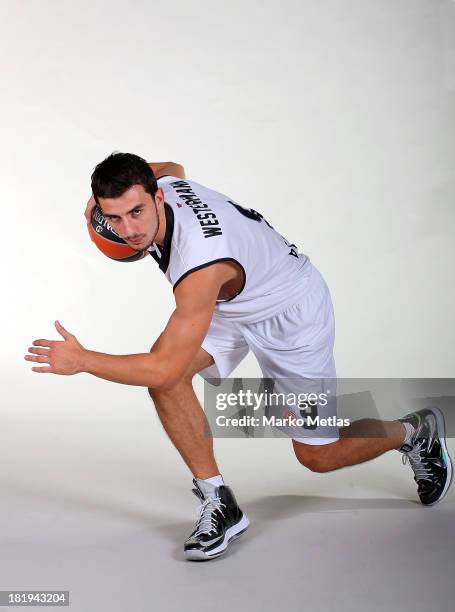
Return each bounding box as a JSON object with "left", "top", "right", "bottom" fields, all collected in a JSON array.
[
  {"left": 148, "top": 161, "right": 186, "bottom": 180},
  {"left": 26, "top": 263, "right": 238, "bottom": 390},
  {"left": 82, "top": 264, "right": 219, "bottom": 389}
]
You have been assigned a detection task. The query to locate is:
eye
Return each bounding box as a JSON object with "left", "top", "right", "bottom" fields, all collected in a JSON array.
[{"left": 132, "top": 209, "right": 142, "bottom": 217}]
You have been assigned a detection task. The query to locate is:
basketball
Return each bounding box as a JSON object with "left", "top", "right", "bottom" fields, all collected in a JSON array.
[{"left": 88, "top": 206, "right": 148, "bottom": 262}]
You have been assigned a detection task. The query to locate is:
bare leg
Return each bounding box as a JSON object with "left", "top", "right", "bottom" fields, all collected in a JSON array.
[
  {"left": 148, "top": 347, "right": 220, "bottom": 480},
  {"left": 293, "top": 418, "right": 407, "bottom": 472}
]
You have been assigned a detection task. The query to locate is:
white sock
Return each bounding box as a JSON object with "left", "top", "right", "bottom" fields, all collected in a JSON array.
[
  {"left": 401, "top": 421, "right": 416, "bottom": 448},
  {"left": 202, "top": 475, "right": 224, "bottom": 487},
  {"left": 195, "top": 474, "right": 225, "bottom": 497}
]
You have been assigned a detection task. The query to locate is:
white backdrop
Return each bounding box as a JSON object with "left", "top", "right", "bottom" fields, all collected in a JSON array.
[
  {"left": 1, "top": 0, "right": 454, "bottom": 416},
  {"left": 1, "top": 2, "right": 455, "bottom": 608}
]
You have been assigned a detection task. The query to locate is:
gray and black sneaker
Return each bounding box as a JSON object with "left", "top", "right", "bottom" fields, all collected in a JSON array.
[
  {"left": 184, "top": 479, "right": 249, "bottom": 561},
  {"left": 399, "top": 406, "right": 453, "bottom": 506}
]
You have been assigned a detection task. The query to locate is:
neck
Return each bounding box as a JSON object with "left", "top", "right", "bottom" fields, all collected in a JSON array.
[{"left": 154, "top": 203, "right": 167, "bottom": 246}]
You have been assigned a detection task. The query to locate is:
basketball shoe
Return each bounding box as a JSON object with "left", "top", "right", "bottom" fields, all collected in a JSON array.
[
  {"left": 399, "top": 406, "right": 453, "bottom": 505},
  {"left": 184, "top": 479, "right": 249, "bottom": 561}
]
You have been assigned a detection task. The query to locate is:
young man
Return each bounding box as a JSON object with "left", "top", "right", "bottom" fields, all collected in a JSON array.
[{"left": 25, "top": 153, "right": 453, "bottom": 561}]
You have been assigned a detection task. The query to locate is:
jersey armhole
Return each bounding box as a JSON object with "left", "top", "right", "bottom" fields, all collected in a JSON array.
[{"left": 172, "top": 258, "right": 246, "bottom": 302}]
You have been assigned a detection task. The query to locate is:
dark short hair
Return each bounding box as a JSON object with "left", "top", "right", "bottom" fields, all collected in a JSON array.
[{"left": 91, "top": 152, "right": 158, "bottom": 204}]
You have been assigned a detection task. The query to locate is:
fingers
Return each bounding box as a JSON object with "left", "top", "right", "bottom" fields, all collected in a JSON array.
[
  {"left": 55, "top": 320, "right": 72, "bottom": 340},
  {"left": 84, "top": 195, "right": 96, "bottom": 225},
  {"left": 32, "top": 340, "right": 54, "bottom": 348},
  {"left": 27, "top": 347, "right": 49, "bottom": 356},
  {"left": 24, "top": 354, "right": 50, "bottom": 363},
  {"left": 25, "top": 348, "right": 55, "bottom": 372},
  {"left": 25, "top": 346, "right": 51, "bottom": 363}
]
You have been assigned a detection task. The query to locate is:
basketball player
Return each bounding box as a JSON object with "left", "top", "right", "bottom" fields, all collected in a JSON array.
[{"left": 25, "top": 153, "right": 453, "bottom": 561}]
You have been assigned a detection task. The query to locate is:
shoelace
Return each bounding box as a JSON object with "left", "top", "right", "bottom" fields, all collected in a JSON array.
[
  {"left": 402, "top": 440, "right": 433, "bottom": 481},
  {"left": 194, "top": 496, "right": 226, "bottom": 537}
]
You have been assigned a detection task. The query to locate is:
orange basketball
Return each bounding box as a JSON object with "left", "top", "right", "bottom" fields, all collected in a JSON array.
[{"left": 89, "top": 206, "right": 148, "bottom": 262}]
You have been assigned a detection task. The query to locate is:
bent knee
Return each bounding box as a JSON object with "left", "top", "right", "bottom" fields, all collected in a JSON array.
[
  {"left": 297, "top": 455, "right": 332, "bottom": 473},
  {"left": 293, "top": 442, "right": 335, "bottom": 473}
]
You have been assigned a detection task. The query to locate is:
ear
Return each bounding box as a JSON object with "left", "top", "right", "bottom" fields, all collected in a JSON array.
[{"left": 154, "top": 187, "right": 165, "bottom": 211}]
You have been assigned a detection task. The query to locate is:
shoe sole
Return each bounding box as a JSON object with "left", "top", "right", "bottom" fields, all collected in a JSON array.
[
  {"left": 184, "top": 513, "right": 250, "bottom": 561},
  {"left": 424, "top": 406, "right": 453, "bottom": 506}
]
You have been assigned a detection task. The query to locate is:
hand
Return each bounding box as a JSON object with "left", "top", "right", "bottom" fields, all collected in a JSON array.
[
  {"left": 25, "top": 321, "right": 87, "bottom": 375},
  {"left": 84, "top": 194, "right": 97, "bottom": 226}
]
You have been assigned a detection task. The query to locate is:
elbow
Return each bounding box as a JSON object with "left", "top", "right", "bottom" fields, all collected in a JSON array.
[
  {"left": 147, "top": 368, "right": 186, "bottom": 394},
  {"left": 170, "top": 162, "right": 185, "bottom": 179},
  {"left": 150, "top": 378, "right": 178, "bottom": 394},
  {"left": 146, "top": 347, "right": 191, "bottom": 393}
]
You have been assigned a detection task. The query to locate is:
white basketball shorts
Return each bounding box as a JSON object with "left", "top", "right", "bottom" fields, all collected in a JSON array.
[{"left": 199, "top": 262, "right": 339, "bottom": 445}]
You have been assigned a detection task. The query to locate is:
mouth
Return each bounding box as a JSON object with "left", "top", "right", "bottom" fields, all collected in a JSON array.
[{"left": 127, "top": 235, "right": 145, "bottom": 245}]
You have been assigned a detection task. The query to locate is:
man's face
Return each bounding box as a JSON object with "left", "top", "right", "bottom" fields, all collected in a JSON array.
[{"left": 99, "top": 184, "right": 164, "bottom": 251}]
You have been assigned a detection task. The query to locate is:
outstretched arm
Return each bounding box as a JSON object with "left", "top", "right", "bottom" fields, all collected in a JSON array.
[
  {"left": 82, "top": 265, "right": 216, "bottom": 389},
  {"left": 25, "top": 262, "right": 236, "bottom": 391}
]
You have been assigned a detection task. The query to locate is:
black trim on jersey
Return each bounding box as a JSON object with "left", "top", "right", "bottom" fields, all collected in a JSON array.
[
  {"left": 148, "top": 243, "right": 162, "bottom": 265},
  {"left": 173, "top": 258, "right": 246, "bottom": 302},
  {"left": 154, "top": 202, "right": 174, "bottom": 273}
]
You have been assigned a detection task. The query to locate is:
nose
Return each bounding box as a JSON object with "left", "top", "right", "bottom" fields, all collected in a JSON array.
[{"left": 120, "top": 218, "right": 135, "bottom": 238}]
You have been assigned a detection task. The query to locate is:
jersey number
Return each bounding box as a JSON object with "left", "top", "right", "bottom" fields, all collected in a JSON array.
[{"left": 228, "top": 200, "right": 299, "bottom": 258}]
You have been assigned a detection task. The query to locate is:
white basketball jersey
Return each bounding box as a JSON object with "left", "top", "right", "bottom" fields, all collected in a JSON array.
[{"left": 148, "top": 176, "right": 312, "bottom": 323}]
